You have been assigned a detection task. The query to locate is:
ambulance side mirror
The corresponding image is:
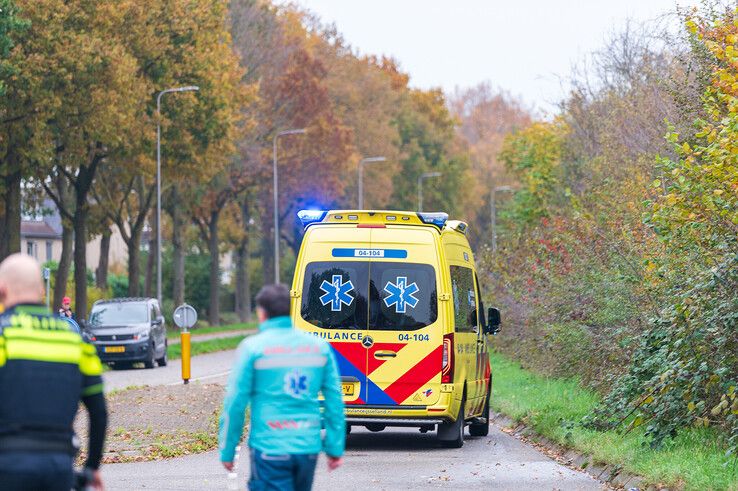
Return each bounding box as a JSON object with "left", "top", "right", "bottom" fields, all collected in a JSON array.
[{"left": 485, "top": 307, "right": 501, "bottom": 335}]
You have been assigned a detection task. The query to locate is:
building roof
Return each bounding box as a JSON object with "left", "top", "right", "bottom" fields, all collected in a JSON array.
[{"left": 20, "top": 221, "right": 62, "bottom": 239}]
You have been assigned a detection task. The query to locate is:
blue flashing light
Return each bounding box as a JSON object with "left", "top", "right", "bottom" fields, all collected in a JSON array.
[
  {"left": 298, "top": 209, "right": 327, "bottom": 228},
  {"left": 417, "top": 212, "right": 448, "bottom": 229}
]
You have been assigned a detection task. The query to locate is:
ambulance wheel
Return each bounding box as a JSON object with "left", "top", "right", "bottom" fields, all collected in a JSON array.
[
  {"left": 469, "top": 391, "right": 490, "bottom": 437},
  {"left": 438, "top": 397, "right": 465, "bottom": 448}
]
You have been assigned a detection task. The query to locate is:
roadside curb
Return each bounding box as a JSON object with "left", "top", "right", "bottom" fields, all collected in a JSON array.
[{"left": 490, "top": 412, "right": 669, "bottom": 491}]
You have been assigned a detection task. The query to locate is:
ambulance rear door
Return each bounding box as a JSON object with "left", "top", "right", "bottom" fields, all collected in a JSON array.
[{"left": 362, "top": 226, "right": 443, "bottom": 407}]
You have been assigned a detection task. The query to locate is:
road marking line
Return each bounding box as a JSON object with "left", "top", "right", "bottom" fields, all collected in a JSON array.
[{"left": 166, "top": 370, "right": 231, "bottom": 385}]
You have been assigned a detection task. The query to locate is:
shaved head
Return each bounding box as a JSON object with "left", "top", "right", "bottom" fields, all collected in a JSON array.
[{"left": 0, "top": 253, "right": 45, "bottom": 309}]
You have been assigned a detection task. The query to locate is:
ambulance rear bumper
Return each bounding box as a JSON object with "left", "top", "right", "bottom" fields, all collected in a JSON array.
[{"left": 345, "top": 417, "right": 446, "bottom": 426}]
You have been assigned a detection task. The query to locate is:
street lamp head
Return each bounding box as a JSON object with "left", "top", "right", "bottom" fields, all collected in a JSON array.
[
  {"left": 278, "top": 128, "right": 307, "bottom": 137},
  {"left": 421, "top": 171, "right": 442, "bottom": 179},
  {"left": 361, "top": 156, "right": 386, "bottom": 164},
  {"left": 178, "top": 85, "right": 200, "bottom": 92}
]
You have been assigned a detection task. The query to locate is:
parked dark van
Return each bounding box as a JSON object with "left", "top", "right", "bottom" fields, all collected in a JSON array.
[{"left": 87, "top": 298, "right": 168, "bottom": 369}]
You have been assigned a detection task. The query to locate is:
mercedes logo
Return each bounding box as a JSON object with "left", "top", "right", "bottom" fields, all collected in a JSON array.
[
  {"left": 112, "top": 335, "right": 117, "bottom": 341},
  {"left": 361, "top": 336, "right": 374, "bottom": 348}
]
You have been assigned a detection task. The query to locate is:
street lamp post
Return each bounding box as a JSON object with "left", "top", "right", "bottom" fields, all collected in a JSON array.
[
  {"left": 273, "top": 128, "right": 306, "bottom": 284},
  {"left": 156, "top": 85, "right": 199, "bottom": 306},
  {"left": 417, "top": 172, "right": 442, "bottom": 212},
  {"left": 491, "top": 185, "right": 514, "bottom": 252},
  {"left": 357, "top": 156, "right": 386, "bottom": 209}
]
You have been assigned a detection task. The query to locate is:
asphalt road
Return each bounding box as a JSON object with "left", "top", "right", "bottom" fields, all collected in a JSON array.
[
  {"left": 101, "top": 349, "right": 604, "bottom": 490},
  {"left": 102, "top": 348, "right": 238, "bottom": 392},
  {"left": 102, "top": 426, "right": 603, "bottom": 490}
]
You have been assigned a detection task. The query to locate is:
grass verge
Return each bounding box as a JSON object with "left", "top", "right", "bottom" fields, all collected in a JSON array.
[
  {"left": 490, "top": 352, "right": 738, "bottom": 491},
  {"left": 167, "top": 334, "right": 247, "bottom": 360},
  {"left": 166, "top": 321, "right": 255, "bottom": 340}
]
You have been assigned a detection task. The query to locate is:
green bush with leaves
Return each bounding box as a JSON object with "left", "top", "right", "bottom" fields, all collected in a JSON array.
[
  {"left": 482, "top": 3, "right": 738, "bottom": 461},
  {"left": 588, "top": 9, "right": 738, "bottom": 454}
]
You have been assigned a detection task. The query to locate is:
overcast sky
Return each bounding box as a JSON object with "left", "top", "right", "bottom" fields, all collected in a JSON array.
[{"left": 290, "top": 0, "right": 686, "bottom": 114}]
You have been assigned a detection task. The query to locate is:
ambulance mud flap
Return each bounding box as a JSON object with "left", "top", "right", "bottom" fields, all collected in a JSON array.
[{"left": 437, "top": 396, "right": 465, "bottom": 448}]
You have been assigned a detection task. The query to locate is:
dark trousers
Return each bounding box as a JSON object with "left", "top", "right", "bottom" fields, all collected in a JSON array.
[
  {"left": 0, "top": 451, "right": 74, "bottom": 491},
  {"left": 248, "top": 448, "right": 318, "bottom": 491}
]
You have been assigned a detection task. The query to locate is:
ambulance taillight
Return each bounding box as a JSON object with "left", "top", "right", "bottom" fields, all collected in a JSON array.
[{"left": 441, "top": 333, "right": 454, "bottom": 383}]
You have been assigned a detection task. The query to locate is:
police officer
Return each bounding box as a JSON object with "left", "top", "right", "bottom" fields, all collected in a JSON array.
[{"left": 0, "top": 253, "right": 108, "bottom": 490}]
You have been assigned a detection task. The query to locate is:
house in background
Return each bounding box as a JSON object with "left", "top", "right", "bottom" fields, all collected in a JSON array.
[
  {"left": 20, "top": 199, "right": 236, "bottom": 290},
  {"left": 21, "top": 220, "right": 62, "bottom": 263},
  {"left": 20, "top": 199, "right": 127, "bottom": 271}
]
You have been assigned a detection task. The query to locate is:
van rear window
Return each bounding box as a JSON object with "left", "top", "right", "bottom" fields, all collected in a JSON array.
[
  {"left": 301, "top": 262, "right": 368, "bottom": 330},
  {"left": 300, "top": 261, "right": 437, "bottom": 331}
]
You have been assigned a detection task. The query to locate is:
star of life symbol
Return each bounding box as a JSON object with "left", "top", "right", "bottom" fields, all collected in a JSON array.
[
  {"left": 319, "top": 275, "right": 354, "bottom": 312},
  {"left": 383, "top": 276, "right": 420, "bottom": 314},
  {"left": 284, "top": 369, "right": 309, "bottom": 398}
]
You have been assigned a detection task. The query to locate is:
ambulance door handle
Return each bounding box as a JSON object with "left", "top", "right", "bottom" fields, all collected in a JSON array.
[{"left": 374, "top": 351, "right": 397, "bottom": 358}]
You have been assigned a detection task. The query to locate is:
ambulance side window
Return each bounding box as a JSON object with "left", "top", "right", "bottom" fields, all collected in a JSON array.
[
  {"left": 475, "top": 273, "right": 486, "bottom": 330},
  {"left": 300, "top": 262, "right": 368, "bottom": 330},
  {"left": 450, "top": 266, "right": 477, "bottom": 333}
]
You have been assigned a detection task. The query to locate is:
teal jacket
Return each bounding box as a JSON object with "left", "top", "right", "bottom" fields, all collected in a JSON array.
[{"left": 218, "top": 316, "right": 345, "bottom": 461}]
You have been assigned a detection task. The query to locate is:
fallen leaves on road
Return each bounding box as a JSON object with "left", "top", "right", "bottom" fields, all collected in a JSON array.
[{"left": 74, "top": 383, "right": 227, "bottom": 464}]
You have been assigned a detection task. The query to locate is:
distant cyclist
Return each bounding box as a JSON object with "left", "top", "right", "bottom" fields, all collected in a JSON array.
[
  {"left": 219, "top": 284, "right": 345, "bottom": 490},
  {"left": 0, "top": 254, "right": 107, "bottom": 490}
]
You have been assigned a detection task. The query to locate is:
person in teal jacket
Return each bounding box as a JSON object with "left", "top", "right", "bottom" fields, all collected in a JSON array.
[{"left": 219, "top": 284, "right": 345, "bottom": 490}]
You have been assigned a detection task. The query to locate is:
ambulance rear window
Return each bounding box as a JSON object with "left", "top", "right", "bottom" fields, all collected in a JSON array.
[
  {"left": 300, "top": 261, "right": 437, "bottom": 331},
  {"left": 301, "top": 262, "right": 368, "bottom": 330},
  {"left": 369, "top": 263, "right": 437, "bottom": 331}
]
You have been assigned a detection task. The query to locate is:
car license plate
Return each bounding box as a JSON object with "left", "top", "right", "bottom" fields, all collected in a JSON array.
[
  {"left": 104, "top": 346, "right": 125, "bottom": 353},
  {"left": 342, "top": 383, "right": 355, "bottom": 396}
]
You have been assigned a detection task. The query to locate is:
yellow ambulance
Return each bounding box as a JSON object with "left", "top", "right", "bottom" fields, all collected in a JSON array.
[{"left": 290, "top": 210, "right": 501, "bottom": 448}]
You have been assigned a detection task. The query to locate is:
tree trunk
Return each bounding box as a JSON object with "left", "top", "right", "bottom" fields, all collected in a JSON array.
[
  {"left": 235, "top": 243, "right": 252, "bottom": 323},
  {"left": 73, "top": 207, "right": 88, "bottom": 321},
  {"left": 96, "top": 228, "right": 111, "bottom": 290},
  {"left": 127, "top": 228, "right": 142, "bottom": 297},
  {"left": 144, "top": 209, "right": 156, "bottom": 297},
  {"left": 54, "top": 220, "right": 74, "bottom": 310},
  {"left": 236, "top": 201, "right": 251, "bottom": 322},
  {"left": 208, "top": 210, "right": 220, "bottom": 325},
  {"left": 69, "top": 154, "right": 103, "bottom": 322},
  {"left": 235, "top": 245, "right": 243, "bottom": 317},
  {"left": 1, "top": 169, "right": 22, "bottom": 261},
  {"left": 169, "top": 186, "right": 185, "bottom": 307},
  {"left": 261, "top": 232, "right": 274, "bottom": 287}
]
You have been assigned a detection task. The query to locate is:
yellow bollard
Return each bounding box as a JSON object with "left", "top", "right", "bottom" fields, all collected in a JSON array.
[{"left": 181, "top": 331, "right": 191, "bottom": 384}]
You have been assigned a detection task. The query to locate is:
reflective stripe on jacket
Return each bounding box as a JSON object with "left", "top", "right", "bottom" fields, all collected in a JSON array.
[{"left": 218, "top": 316, "right": 345, "bottom": 461}]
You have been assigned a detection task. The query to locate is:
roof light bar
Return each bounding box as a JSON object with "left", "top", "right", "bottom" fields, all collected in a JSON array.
[
  {"left": 297, "top": 210, "right": 327, "bottom": 228},
  {"left": 417, "top": 212, "right": 448, "bottom": 229}
]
